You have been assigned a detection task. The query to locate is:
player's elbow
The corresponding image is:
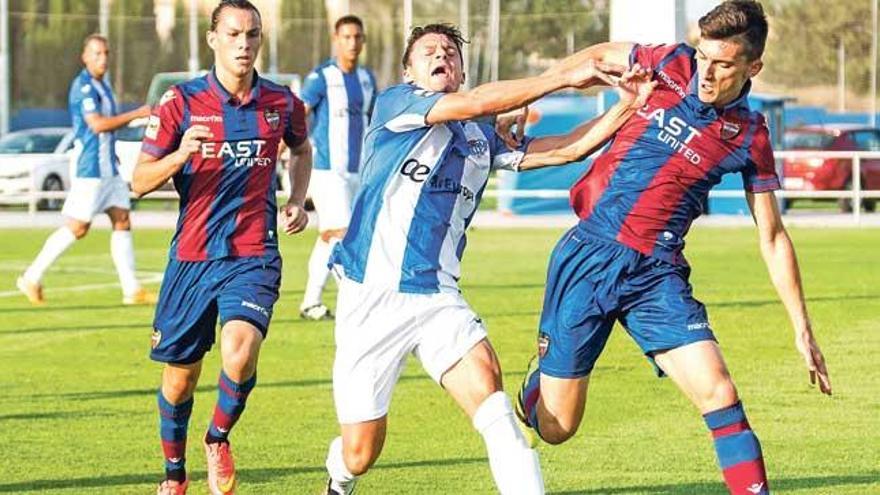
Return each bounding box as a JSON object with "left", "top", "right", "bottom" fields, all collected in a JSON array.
[{"left": 130, "top": 169, "right": 151, "bottom": 197}]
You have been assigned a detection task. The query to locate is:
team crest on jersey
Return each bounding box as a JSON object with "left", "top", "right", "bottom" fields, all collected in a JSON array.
[
  {"left": 264, "top": 108, "right": 281, "bottom": 130},
  {"left": 159, "top": 89, "right": 176, "bottom": 106},
  {"left": 468, "top": 138, "right": 488, "bottom": 156},
  {"left": 720, "top": 120, "right": 741, "bottom": 140},
  {"left": 150, "top": 329, "right": 162, "bottom": 349},
  {"left": 537, "top": 333, "right": 550, "bottom": 358}
]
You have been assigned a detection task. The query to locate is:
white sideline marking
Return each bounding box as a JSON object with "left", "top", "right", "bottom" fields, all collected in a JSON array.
[{"left": 0, "top": 265, "right": 163, "bottom": 298}]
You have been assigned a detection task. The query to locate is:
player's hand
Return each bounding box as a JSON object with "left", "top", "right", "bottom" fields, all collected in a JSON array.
[
  {"left": 495, "top": 106, "right": 529, "bottom": 149},
  {"left": 134, "top": 104, "right": 152, "bottom": 119},
  {"left": 794, "top": 325, "right": 832, "bottom": 395},
  {"left": 563, "top": 59, "right": 627, "bottom": 89},
  {"left": 615, "top": 63, "right": 657, "bottom": 110},
  {"left": 173, "top": 125, "right": 213, "bottom": 162},
  {"left": 280, "top": 201, "right": 308, "bottom": 235}
]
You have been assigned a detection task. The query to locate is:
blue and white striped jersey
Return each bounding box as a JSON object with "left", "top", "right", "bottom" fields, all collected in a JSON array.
[
  {"left": 301, "top": 59, "right": 376, "bottom": 174},
  {"left": 331, "top": 83, "right": 530, "bottom": 294},
  {"left": 68, "top": 68, "right": 119, "bottom": 178}
]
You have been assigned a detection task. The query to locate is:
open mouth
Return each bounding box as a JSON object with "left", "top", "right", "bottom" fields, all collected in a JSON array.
[{"left": 431, "top": 66, "right": 448, "bottom": 76}]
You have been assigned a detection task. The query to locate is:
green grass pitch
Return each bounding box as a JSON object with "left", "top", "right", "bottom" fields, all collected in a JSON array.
[{"left": 0, "top": 226, "right": 877, "bottom": 494}]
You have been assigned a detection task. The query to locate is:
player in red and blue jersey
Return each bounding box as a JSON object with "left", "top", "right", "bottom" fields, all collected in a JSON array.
[
  {"left": 516, "top": 2, "right": 831, "bottom": 494},
  {"left": 132, "top": 1, "right": 311, "bottom": 494}
]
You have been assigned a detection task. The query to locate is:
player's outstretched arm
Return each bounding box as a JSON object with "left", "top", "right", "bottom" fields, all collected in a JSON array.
[
  {"left": 85, "top": 105, "right": 151, "bottom": 133},
  {"left": 747, "top": 191, "right": 832, "bottom": 395},
  {"left": 131, "top": 125, "right": 213, "bottom": 197},
  {"left": 280, "top": 139, "right": 311, "bottom": 235},
  {"left": 425, "top": 59, "right": 624, "bottom": 125},
  {"left": 515, "top": 64, "right": 656, "bottom": 171},
  {"left": 542, "top": 42, "right": 635, "bottom": 81}
]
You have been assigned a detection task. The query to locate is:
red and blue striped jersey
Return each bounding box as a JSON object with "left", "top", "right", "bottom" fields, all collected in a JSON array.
[
  {"left": 571, "top": 43, "right": 779, "bottom": 265},
  {"left": 142, "top": 70, "right": 306, "bottom": 261}
]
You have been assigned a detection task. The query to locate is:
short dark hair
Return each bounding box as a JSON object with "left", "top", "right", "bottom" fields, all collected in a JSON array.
[
  {"left": 82, "top": 33, "right": 108, "bottom": 53},
  {"left": 210, "top": 0, "right": 261, "bottom": 32},
  {"left": 698, "top": 0, "right": 768, "bottom": 61},
  {"left": 335, "top": 15, "right": 364, "bottom": 33},
  {"left": 402, "top": 23, "right": 468, "bottom": 69}
]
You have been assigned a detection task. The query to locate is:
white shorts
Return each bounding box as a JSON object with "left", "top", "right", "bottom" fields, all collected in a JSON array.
[
  {"left": 308, "top": 169, "right": 359, "bottom": 232},
  {"left": 332, "top": 276, "right": 488, "bottom": 424},
  {"left": 61, "top": 176, "right": 131, "bottom": 222}
]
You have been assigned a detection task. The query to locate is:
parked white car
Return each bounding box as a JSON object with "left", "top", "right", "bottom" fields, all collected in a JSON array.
[{"left": 0, "top": 127, "right": 74, "bottom": 210}]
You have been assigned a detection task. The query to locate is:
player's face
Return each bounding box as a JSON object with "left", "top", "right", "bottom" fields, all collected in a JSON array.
[
  {"left": 695, "top": 37, "right": 763, "bottom": 108},
  {"left": 334, "top": 23, "right": 365, "bottom": 65},
  {"left": 404, "top": 33, "right": 464, "bottom": 93},
  {"left": 207, "top": 7, "right": 262, "bottom": 79},
  {"left": 82, "top": 39, "right": 109, "bottom": 79}
]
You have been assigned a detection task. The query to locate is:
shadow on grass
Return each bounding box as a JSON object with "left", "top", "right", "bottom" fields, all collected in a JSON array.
[
  {"left": 709, "top": 293, "right": 879, "bottom": 309},
  {"left": 0, "top": 322, "right": 147, "bottom": 335},
  {"left": 0, "top": 411, "right": 122, "bottom": 422},
  {"left": 548, "top": 472, "right": 880, "bottom": 494},
  {"left": 0, "top": 304, "right": 126, "bottom": 315},
  {"left": 0, "top": 457, "right": 487, "bottom": 492},
  {"left": 21, "top": 374, "right": 437, "bottom": 402}
]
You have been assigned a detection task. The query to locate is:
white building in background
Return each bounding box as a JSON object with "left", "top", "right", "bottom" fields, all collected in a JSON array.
[{"left": 610, "top": 0, "right": 686, "bottom": 44}]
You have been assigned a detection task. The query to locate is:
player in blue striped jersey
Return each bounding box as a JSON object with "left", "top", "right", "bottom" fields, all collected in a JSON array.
[
  {"left": 297, "top": 15, "right": 377, "bottom": 320},
  {"left": 17, "top": 34, "right": 152, "bottom": 306},
  {"left": 322, "top": 23, "right": 655, "bottom": 495}
]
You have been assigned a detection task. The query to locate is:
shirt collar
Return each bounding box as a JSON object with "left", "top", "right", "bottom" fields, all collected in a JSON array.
[
  {"left": 207, "top": 67, "right": 261, "bottom": 106},
  {"left": 687, "top": 73, "right": 752, "bottom": 118}
]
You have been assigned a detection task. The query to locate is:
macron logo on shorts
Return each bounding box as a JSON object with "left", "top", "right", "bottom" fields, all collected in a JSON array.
[{"left": 241, "top": 300, "right": 269, "bottom": 318}]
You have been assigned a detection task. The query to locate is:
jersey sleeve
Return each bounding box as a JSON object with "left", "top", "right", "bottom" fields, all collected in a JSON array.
[
  {"left": 140, "top": 87, "right": 184, "bottom": 159},
  {"left": 284, "top": 93, "right": 308, "bottom": 149},
  {"left": 741, "top": 116, "right": 781, "bottom": 193},
  {"left": 300, "top": 70, "right": 325, "bottom": 109},
  {"left": 629, "top": 43, "right": 694, "bottom": 84},
  {"left": 374, "top": 84, "right": 445, "bottom": 133},
  {"left": 480, "top": 122, "right": 533, "bottom": 171},
  {"left": 70, "top": 79, "right": 101, "bottom": 116}
]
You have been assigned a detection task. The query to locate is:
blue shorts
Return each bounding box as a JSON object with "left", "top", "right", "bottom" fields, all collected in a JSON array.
[
  {"left": 537, "top": 226, "right": 715, "bottom": 378},
  {"left": 150, "top": 253, "right": 282, "bottom": 364}
]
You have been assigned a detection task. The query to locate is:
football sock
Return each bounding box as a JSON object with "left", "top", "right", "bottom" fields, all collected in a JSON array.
[
  {"left": 301, "top": 237, "right": 337, "bottom": 309},
  {"left": 704, "top": 402, "right": 769, "bottom": 495},
  {"left": 325, "top": 436, "right": 358, "bottom": 495},
  {"left": 206, "top": 371, "right": 256, "bottom": 443},
  {"left": 473, "top": 392, "right": 545, "bottom": 494},
  {"left": 519, "top": 365, "right": 542, "bottom": 434},
  {"left": 23, "top": 227, "right": 76, "bottom": 283},
  {"left": 110, "top": 230, "right": 141, "bottom": 296},
  {"left": 157, "top": 391, "right": 193, "bottom": 482}
]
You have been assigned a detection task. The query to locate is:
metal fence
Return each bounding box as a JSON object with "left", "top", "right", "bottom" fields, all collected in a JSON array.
[{"left": 6, "top": 150, "right": 880, "bottom": 225}]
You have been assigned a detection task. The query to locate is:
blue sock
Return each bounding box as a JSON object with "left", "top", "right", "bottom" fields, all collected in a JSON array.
[
  {"left": 157, "top": 391, "right": 193, "bottom": 482},
  {"left": 206, "top": 371, "right": 256, "bottom": 442},
  {"left": 704, "top": 402, "right": 769, "bottom": 495}
]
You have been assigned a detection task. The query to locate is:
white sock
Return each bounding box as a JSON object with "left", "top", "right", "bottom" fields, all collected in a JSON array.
[
  {"left": 473, "top": 392, "right": 545, "bottom": 495},
  {"left": 111, "top": 230, "right": 140, "bottom": 296},
  {"left": 325, "top": 436, "right": 358, "bottom": 495},
  {"left": 301, "top": 237, "right": 336, "bottom": 309},
  {"left": 23, "top": 227, "right": 77, "bottom": 284}
]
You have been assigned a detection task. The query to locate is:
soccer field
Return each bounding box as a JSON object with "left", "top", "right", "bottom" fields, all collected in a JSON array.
[{"left": 0, "top": 226, "right": 877, "bottom": 494}]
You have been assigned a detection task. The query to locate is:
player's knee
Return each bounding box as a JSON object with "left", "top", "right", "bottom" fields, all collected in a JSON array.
[
  {"left": 698, "top": 376, "right": 739, "bottom": 411},
  {"left": 164, "top": 371, "right": 199, "bottom": 400},
  {"left": 68, "top": 223, "right": 89, "bottom": 239},
  {"left": 112, "top": 218, "right": 131, "bottom": 231},
  {"left": 540, "top": 414, "right": 580, "bottom": 445},
  {"left": 342, "top": 442, "right": 379, "bottom": 476}
]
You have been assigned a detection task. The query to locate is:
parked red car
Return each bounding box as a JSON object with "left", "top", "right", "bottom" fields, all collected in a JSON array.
[{"left": 782, "top": 125, "right": 880, "bottom": 212}]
